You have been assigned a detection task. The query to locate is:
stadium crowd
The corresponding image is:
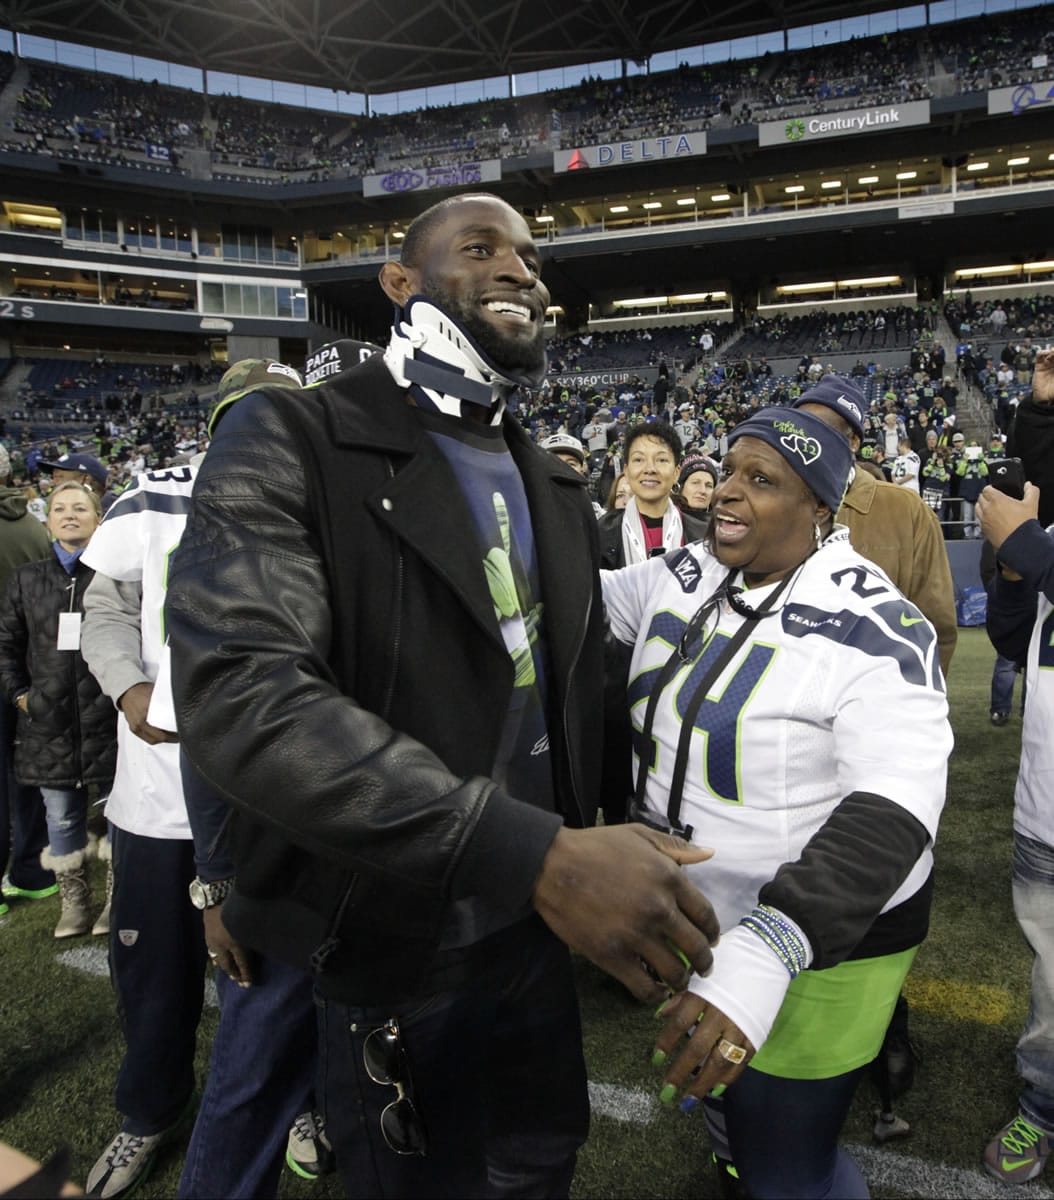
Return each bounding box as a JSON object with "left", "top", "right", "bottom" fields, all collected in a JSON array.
[{"left": 1, "top": 5, "right": 1053, "bottom": 180}]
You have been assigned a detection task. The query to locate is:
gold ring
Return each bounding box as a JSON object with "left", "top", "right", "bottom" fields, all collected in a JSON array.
[{"left": 717, "top": 1037, "right": 748, "bottom": 1065}]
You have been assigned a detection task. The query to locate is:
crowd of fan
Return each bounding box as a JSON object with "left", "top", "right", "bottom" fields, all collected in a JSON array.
[{"left": 1, "top": 6, "right": 1052, "bottom": 180}]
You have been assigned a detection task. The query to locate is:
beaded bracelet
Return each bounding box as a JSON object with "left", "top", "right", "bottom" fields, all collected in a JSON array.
[{"left": 739, "top": 903, "right": 808, "bottom": 978}]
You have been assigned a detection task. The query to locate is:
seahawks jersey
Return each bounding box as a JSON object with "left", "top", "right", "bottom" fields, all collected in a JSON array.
[
  {"left": 81, "top": 462, "right": 196, "bottom": 838},
  {"left": 1016, "top": 583, "right": 1054, "bottom": 845},
  {"left": 602, "top": 527, "right": 951, "bottom": 940}
]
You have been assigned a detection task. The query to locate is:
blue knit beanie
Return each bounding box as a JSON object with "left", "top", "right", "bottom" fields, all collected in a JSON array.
[
  {"left": 791, "top": 375, "right": 866, "bottom": 439},
  {"left": 725, "top": 406, "right": 852, "bottom": 512}
]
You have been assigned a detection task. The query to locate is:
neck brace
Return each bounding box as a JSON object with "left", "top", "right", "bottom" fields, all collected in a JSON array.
[{"left": 383, "top": 295, "right": 543, "bottom": 425}]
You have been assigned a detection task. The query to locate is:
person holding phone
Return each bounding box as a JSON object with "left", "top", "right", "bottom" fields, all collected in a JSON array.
[
  {"left": 979, "top": 480, "right": 1054, "bottom": 1183},
  {"left": 1007, "top": 348, "right": 1054, "bottom": 527}
]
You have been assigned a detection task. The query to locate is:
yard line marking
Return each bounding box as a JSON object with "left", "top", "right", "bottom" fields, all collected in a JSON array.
[
  {"left": 57, "top": 945, "right": 219, "bottom": 1007},
  {"left": 848, "top": 1143, "right": 1054, "bottom": 1199},
  {"left": 587, "top": 1082, "right": 657, "bottom": 1125}
]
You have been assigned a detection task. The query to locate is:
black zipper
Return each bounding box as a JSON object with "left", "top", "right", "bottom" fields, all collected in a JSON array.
[{"left": 381, "top": 456, "right": 403, "bottom": 721}]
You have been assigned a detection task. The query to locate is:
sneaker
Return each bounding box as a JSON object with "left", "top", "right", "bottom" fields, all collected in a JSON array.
[
  {"left": 2, "top": 880, "right": 59, "bottom": 900},
  {"left": 984, "top": 1114, "right": 1052, "bottom": 1184},
  {"left": 285, "top": 1111, "right": 334, "bottom": 1180},
  {"left": 86, "top": 1130, "right": 165, "bottom": 1197},
  {"left": 991, "top": 712, "right": 1010, "bottom": 727},
  {"left": 711, "top": 1152, "right": 747, "bottom": 1200}
]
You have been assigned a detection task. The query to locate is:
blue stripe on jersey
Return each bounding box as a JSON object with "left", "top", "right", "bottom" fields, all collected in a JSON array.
[
  {"left": 781, "top": 602, "right": 930, "bottom": 687},
  {"left": 871, "top": 599, "right": 945, "bottom": 693},
  {"left": 103, "top": 490, "right": 193, "bottom": 521}
]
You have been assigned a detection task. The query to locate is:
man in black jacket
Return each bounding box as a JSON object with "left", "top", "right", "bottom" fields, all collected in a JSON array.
[
  {"left": 1008, "top": 348, "right": 1054, "bottom": 528},
  {"left": 166, "top": 193, "right": 718, "bottom": 1198}
]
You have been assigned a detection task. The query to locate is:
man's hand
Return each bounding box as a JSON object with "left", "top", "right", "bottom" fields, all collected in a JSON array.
[
  {"left": 977, "top": 481, "right": 1041, "bottom": 554},
  {"left": 204, "top": 904, "right": 253, "bottom": 988},
  {"left": 118, "top": 682, "right": 179, "bottom": 744},
  {"left": 653, "top": 991, "right": 755, "bottom": 1105},
  {"left": 532, "top": 824, "right": 719, "bottom": 1004},
  {"left": 1031, "top": 349, "right": 1054, "bottom": 406}
]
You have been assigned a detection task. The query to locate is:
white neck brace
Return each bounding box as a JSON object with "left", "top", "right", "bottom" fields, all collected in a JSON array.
[{"left": 383, "top": 295, "right": 541, "bottom": 424}]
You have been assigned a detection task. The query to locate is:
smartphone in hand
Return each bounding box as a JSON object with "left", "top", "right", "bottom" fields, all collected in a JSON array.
[{"left": 988, "top": 457, "right": 1025, "bottom": 500}]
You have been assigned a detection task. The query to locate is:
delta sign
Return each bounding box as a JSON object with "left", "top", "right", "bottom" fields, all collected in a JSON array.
[{"left": 553, "top": 132, "right": 707, "bottom": 173}]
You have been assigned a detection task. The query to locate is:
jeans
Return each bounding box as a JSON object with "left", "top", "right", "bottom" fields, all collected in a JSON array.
[
  {"left": 178, "top": 955, "right": 316, "bottom": 1198},
  {"left": 109, "top": 826, "right": 206, "bottom": 1136},
  {"left": 0, "top": 698, "right": 51, "bottom": 891},
  {"left": 1014, "top": 832, "right": 1054, "bottom": 1135},
  {"left": 316, "top": 915, "right": 589, "bottom": 1199},
  {"left": 991, "top": 656, "right": 1019, "bottom": 716},
  {"left": 39, "top": 787, "right": 89, "bottom": 857}
]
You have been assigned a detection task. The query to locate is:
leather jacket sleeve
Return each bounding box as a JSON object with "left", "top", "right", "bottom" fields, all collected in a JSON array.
[{"left": 165, "top": 392, "right": 562, "bottom": 911}]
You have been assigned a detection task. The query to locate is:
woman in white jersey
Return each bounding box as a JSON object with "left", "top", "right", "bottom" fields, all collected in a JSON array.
[{"left": 602, "top": 406, "right": 952, "bottom": 1198}]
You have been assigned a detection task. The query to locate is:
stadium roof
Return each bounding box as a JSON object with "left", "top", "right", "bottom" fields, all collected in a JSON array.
[{"left": 0, "top": 0, "right": 912, "bottom": 96}]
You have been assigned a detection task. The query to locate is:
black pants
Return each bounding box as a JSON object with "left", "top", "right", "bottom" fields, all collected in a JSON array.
[
  {"left": 317, "top": 916, "right": 589, "bottom": 1199},
  {"left": 0, "top": 697, "right": 51, "bottom": 891},
  {"left": 109, "top": 826, "right": 206, "bottom": 1135}
]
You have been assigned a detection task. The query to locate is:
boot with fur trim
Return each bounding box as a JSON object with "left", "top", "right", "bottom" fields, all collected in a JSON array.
[
  {"left": 92, "top": 837, "right": 112, "bottom": 936},
  {"left": 40, "top": 846, "right": 93, "bottom": 939}
]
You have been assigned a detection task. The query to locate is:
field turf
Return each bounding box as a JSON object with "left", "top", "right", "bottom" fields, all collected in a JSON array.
[{"left": 0, "top": 628, "right": 1037, "bottom": 1197}]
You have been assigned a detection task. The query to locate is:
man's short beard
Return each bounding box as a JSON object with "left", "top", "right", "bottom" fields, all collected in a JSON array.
[{"left": 424, "top": 281, "right": 546, "bottom": 376}]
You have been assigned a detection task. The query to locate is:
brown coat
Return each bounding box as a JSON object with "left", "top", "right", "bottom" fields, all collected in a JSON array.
[{"left": 838, "top": 468, "right": 958, "bottom": 676}]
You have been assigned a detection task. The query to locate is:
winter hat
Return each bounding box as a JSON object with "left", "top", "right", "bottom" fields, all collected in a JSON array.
[
  {"left": 209, "top": 358, "right": 303, "bottom": 435},
  {"left": 791, "top": 375, "right": 866, "bottom": 439},
  {"left": 725, "top": 406, "right": 852, "bottom": 513},
  {"left": 679, "top": 454, "right": 719, "bottom": 489}
]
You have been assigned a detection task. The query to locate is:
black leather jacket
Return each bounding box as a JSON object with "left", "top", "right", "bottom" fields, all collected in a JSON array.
[{"left": 166, "top": 357, "right": 605, "bottom": 1002}]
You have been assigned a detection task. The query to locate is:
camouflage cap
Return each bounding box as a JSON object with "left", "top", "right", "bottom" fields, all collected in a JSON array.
[{"left": 209, "top": 359, "right": 304, "bottom": 436}]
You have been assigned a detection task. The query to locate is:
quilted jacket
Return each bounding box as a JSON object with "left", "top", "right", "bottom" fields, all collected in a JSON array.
[{"left": 0, "top": 550, "right": 117, "bottom": 788}]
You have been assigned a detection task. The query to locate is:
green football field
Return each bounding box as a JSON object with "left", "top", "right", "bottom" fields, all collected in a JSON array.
[{"left": 0, "top": 628, "right": 1042, "bottom": 1198}]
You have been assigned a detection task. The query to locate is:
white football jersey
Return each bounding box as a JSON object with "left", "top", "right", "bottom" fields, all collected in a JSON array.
[
  {"left": 81, "top": 463, "right": 197, "bottom": 838},
  {"left": 602, "top": 527, "right": 951, "bottom": 933},
  {"left": 1016, "top": 583, "right": 1054, "bottom": 846}
]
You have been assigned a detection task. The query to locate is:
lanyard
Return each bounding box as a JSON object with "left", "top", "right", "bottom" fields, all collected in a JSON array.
[{"left": 630, "top": 565, "right": 798, "bottom": 839}]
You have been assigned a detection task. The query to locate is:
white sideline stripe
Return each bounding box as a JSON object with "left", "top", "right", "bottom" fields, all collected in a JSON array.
[
  {"left": 848, "top": 1143, "right": 1054, "bottom": 1199},
  {"left": 56, "top": 945, "right": 219, "bottom": 1008},
  {"left": 584, "top": 1082, "right": 1054, "bottom": 1196},
  {"left": 587, "top": 1082, "right": 657, "bottom": 1125}
]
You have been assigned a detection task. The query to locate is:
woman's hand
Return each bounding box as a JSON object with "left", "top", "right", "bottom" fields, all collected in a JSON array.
[
  {"left": 653, "top": 991, "right": 755, "bottom": 1109},
  {"left": 15, "top": 692, "right": 29, "bottom": 715}
]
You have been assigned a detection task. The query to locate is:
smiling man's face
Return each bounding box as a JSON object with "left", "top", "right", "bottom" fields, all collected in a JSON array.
[{"left": 386, "top": 195, "right": 549, "bottom": 376}]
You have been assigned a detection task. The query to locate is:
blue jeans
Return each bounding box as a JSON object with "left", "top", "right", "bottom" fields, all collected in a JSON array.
[
  {"left": 1013, "top": 832, "right": 1054, "bottom": 1134},
  {"left": 316, "top": 916, "right": 589, "bottom": 1199},
  {"left": 178, "top": 955, "right": 316, "bottom": 1198},
  {"left": 39, "top": 787, "right": 89, "bottom": 857},
  {"left": 0, "top": 698, "right": 51, "bottom": 891},
  {"left": 991, "top": 656, "right": 1018, "bottom": 716}
]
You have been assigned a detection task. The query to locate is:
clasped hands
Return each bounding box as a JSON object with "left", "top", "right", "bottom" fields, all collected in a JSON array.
[{"left": 532, "top": 823, "right": 753, "bottom": 1111}]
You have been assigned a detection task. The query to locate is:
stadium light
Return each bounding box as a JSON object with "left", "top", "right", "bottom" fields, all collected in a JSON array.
[
  {"left": 837, "top": 275, "right": 902, "bottom": 287},
  {"left": 821, "top": 180, "right": 843, "bottom": 189},
  {"left": 784, "top": 185, "right": 805, "bottom": 193},
  {"left": 609, "top": 205, "right": 629, "bottom": 213},
  {"left": 536, "top": 215, "right": 554, "bottom": 222},
  {"left": 953, "top": 264, "right": 1021, "bottom": 277},
  {"left": 895, "top": 171, "right": 917, "bottom": 180},
  {"left": 710, "top": 193, "right": 731, "bottom": 202},
  {"left": 1024, "top": 260, "right": 1054, "bottom": 272},
  {"left": 642, "top": 201, "right": 662, "bottom": 209},
  {"left": 676, "top": 197, "right": 697, "bottom": 206},
  {"left": 858, "top": 175, "right": 879, "bottom": 184},
  {"left": 966, "top": 161, "right": 989, "bottom": 171},
  {"left": 778, "top": 281, "right": 835, "bottom": 293},
  {"left": 611, "top": 296, "right": 666, "bottom": 307},
  {"left": 1008, "top": 156, "right": 1030, "bottom": 166}
]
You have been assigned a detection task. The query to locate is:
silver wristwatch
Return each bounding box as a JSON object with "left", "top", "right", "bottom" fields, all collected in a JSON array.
[{"left": 188, "top": 877, "right": 234, "bottom": 910}]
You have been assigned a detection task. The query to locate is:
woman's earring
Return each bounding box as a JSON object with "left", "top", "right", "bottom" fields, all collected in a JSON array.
[{"left": 814, "top": 523, "right": 823, "bottom": 552}]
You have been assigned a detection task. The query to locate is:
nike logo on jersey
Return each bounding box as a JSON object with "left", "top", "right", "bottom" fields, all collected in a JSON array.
[{"left": 900, "top": 613, "right": 925, "bottom": 627}]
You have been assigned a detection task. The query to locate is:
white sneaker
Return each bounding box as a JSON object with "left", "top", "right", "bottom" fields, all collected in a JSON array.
[
  {"left": 86, "top": 1130, "right": 165, "bottom": 1197},
  {"left": 285, "top": 1110, "right": 334, "bottom": 1180}
]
